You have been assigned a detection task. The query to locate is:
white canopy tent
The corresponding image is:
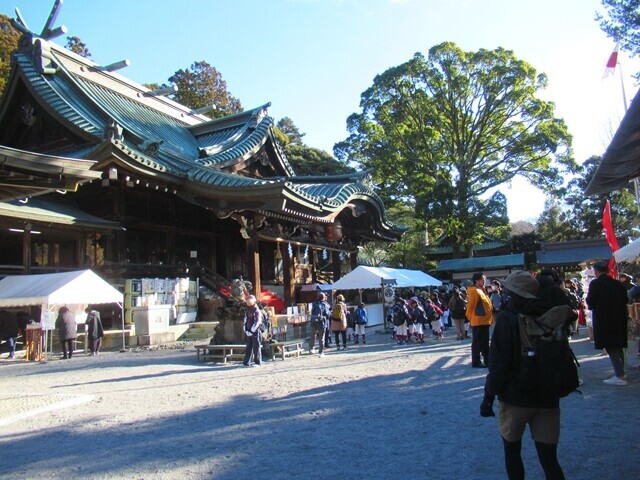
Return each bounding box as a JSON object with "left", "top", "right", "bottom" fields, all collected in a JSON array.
[
  {"left": 0, "top": 270, "right": 124, "bottom": 356},
  {"left": 331, "top": 266, "right": 442, "bottom": 290},
  {"left": 614, "top": 238, "right": 640, "bottom": 263},
  {"left": 330, "top": 267, "right": 441, "bottom": 327}
]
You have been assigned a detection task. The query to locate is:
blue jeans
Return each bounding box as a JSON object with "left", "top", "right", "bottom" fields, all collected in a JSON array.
[{"left": 5, "top": 336, "right": 16, "bottom": 357}]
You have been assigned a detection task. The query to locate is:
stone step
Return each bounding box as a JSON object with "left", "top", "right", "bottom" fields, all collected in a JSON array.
[
  {"left": 189, "top": 324, "right": 217, "bottom": 331},
  {"left": 180, "top": 333, "right": 213, "bottom": 340}
]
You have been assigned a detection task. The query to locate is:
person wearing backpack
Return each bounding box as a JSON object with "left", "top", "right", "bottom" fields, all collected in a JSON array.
[
  {"left": 309, "top": 292, "right": 331, "bottom": 357},
  {"left": 353, "top": 303, "right": 368, "bottom": 344},
  {"left": 242, "top": 295, "right": 264, "bottom": 367},
  {"left": 390, "top": 297, "right": 409, "bottom": 345},
  {"left": 480, "top": 270, "right": 572, "bottom": 480},
  {"left": 466, "top": 272, "right": 493, "bottom": 368},
  {"left": 331, "top": 294, "right": 348, "bottom": 350},
  {"left": 407, "top": 297, "right": 426, "bottom": 343},
  {"left": 448, "top": 288, "right": 468, "bottom": 341}
]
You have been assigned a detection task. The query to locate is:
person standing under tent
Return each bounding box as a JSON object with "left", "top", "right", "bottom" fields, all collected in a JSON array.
[
  {"left": 56, "top": 306, "right": 77, "bottom": 360},
  {"left": 85, "top": 307, "right": 104, "bottom": 356},
  {"left": 0, "top": 311, "right": 19, "bottom": 359},
  {"left": 353, "top": 303, "right": 368, "bottom": 344}
]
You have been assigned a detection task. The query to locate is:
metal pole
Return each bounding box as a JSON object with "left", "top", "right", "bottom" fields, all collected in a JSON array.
[{"left": 119, "top": 302, "right": 125, "bottom": 352}]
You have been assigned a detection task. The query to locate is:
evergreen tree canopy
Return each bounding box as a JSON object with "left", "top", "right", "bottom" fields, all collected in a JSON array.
[
  {"left": 335, "top": 42, "right": 575, "bottom": 256},
  {"left": 168, "top": 61, "right": 242, "bottom": 119}
]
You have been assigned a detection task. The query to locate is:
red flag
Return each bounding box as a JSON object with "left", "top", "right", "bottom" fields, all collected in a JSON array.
[
  {"left": 603, "top": 43, "right": 619, "bottom": 79},
  {"left": 602, "top": 200, "right": 619, "bottom": 278}
]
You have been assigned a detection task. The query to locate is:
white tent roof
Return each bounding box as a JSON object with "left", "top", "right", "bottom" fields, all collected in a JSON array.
[
  {"left": 331, "top": 266, "right": 442, "bottom": 291},
  {"left": 614, "top": 238, "right": 640, "bottom": 263},
  {"left": 0, "top": 269, "right": 123, "bottom": 307}
]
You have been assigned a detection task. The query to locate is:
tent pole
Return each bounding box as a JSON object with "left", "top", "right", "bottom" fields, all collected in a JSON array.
[{"left": 118, "top": 302, "right": 125, "bottom": 352}]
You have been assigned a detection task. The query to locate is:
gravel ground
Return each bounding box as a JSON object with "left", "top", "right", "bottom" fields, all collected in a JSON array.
[{"left": 0, "top": 329, "right": 638, "bottom": 480}]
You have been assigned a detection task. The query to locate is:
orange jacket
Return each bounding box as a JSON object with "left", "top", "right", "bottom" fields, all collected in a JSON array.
[{"left": 466, "top": 285, "right": 493, "bottom": 326}]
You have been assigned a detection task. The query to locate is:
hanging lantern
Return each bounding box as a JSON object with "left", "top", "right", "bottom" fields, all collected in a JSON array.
[{"left": 325, "top": 221, "right": 343, "bottom": 242}]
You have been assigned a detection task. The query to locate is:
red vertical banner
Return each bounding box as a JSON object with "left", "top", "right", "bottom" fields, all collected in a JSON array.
[{"left": 602, "top": 200, "right": 619, "bottom": 279}]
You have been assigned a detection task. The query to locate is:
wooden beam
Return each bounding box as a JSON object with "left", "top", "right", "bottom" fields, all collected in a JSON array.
[
  {"left": 280, "top": 242, "right": 294, "bottom": 307},
  {"left": 246, "top": 236, "right": 261, "bottom": 300}
]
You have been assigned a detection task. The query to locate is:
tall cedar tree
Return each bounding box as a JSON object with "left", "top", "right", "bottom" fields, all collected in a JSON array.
[
  {"left": 169, "top": 61, "right": 242, "bottom": 119},
  {"left": 335, "top": 42, "right": 575, "bottom": 256}
]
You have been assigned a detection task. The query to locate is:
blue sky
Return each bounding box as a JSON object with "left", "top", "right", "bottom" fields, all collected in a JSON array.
[{"left": 2, "top": 0, "right": 638, "bottom": 221}]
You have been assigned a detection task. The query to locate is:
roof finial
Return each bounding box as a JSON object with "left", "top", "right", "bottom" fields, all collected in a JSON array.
[
  {"left": 40, "top": 0, "right": 66, "bottom": 39},
  {"left": 11, "top": 0, "right": 67, "bottom": 38}
]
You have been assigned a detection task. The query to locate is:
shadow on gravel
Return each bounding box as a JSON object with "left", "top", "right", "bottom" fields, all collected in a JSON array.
[{"left": 0, "top": 335, "right": 638, "bottom": 480}]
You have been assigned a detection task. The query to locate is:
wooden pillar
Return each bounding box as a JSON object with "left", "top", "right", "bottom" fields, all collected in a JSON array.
[
  {"left": 311, "top": 248, "right": 318, "bottom": 284},
  {"left": 246, "top": 236, "right": 262, "bottom": 300},
  {"left": 350, "top": 251, "right": 358, "bottom": 271},
  {"left": 280, "top": 242, "right": 295, "bottom": 306},
  {"left": 23, "top": 223, "right": 32, "bottom": 274},
  {"left": 332, "top": 250, "right": 341, "bottom": 282}
]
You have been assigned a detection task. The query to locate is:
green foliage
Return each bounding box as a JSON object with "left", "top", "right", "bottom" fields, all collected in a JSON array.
[
  {"left": 597, "top": 0, "right": 640, "bottom": 75},
  {"left": 357, "top": 204, "right": 436, "bottom": 271},
  {"left": 335, "top": 42, "right": 575, "bottom": 256},
  {"left": 65, "top": 36, "right": 91, "bottom": 58},
  {"left": 274, "top": 116, "right": 352, "bottom": 176},
  {"left": 168, "top": 61, "right": 242, "bottom": 119},
  {"left": 276, "top": 117, "right": 305, "bottom": 146},
  {"left": 0, "top": 14, "right": 20, "bottom": 96},
  {"left": 285, "top": 144, "right": 353, "bottom": 176},
  {"left": 563, "top": 155, "right": 637, "bottom": 237},
  {"left": 535, "top": 199, "right": 575, "bottom": 241}
]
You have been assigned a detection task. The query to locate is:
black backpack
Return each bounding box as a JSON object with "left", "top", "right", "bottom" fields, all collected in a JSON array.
[
  {"left": 516, "top": 305, "right": 580, "bottom": 399},
  {"left": 451, "top": 296, "right": 467, "bottom": 319},
  {"left": 391, "top": 305, "right": 407, "bottom": 326}
]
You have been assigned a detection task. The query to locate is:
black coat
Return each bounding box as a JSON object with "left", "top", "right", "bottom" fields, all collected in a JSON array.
[
  {"left": 85, "top": 311, "right": 104, "bottom": 339},
  {"left": 586, "top": 274, "right": 628, "bottom": 349},
  {"left": 484, "top": 300, "right": 562, "bottom": 409},
  {"left": 56, "top": 309, "right": 77, "bottom": 341}
]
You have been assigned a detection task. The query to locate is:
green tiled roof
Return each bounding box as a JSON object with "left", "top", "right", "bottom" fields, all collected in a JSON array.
[
  {"left": 5, "top": 37, "right": 402, "bottom": 239},
  {"left": 435, "top": 254, "right": 525, "bottom": 272},
  {"left": 0, "top": 198, "right": 120, "bottom": 229}
]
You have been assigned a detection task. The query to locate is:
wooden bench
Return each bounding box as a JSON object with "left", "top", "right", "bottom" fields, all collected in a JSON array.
[
  {"left": 266, "top": 339, "right": 305, "bottom": 360},
  {"left": 195, "top": 344, "right": 246, "bottom": 363}
]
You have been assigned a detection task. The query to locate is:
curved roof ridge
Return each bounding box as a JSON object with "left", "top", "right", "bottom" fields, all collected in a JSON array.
[
  {"left": 46, "top": 41, "right": 209, "bottom": 125},
  {"left": 196, "top": 115, "right": 273, "bottom": 166},
  {"left": 187, "top": 164, "right": 286, "bottom": 188}
]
